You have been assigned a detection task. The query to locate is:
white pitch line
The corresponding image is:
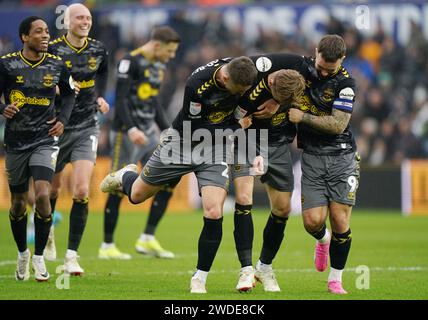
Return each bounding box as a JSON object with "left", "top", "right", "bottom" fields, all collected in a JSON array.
[
  {"left": 1, "top": 256, "right": 426, "bottom": 275},
  {"left": 0, "top": 266, "right": 426, "bottom": 280}
]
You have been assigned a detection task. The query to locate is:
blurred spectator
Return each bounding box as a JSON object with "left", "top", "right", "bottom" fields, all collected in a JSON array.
[
  {"left": 0, "top": 2, "right": 427, "bottom": 164},
  {"left": 393, "top": 118, "right": 424, "bottom": 164}
]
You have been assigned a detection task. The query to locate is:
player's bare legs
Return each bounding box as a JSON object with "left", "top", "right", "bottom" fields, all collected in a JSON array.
[
  {"left": 327, "top": 201, "right": 353, "bottom": 294},
  {"left": 191, "top": 186, "right": 227, "bottom": 293},
  {"left": 129, "top": 176, "right": 161, "bottom": 203}
]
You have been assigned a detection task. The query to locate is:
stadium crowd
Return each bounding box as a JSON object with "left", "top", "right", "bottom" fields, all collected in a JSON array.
[{"left": 1, "top": 7, "right": 427, "bottom": 166}]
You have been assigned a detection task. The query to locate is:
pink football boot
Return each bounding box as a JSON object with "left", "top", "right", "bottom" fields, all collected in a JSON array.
[{"left": 328, "top": 280, "right": 348, "bottom": 294}]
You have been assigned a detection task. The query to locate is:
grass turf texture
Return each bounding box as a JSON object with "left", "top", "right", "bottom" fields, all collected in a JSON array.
[{"left": 0, "top": 210, "right": 427, "bottom": 300}]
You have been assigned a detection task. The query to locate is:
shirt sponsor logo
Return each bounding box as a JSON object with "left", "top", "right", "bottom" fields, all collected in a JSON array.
[
  {"left": 271, "top": 112, "right": 286, "bottom": 126},
  {"left": 15, "top": 76, "right": 24, "bottom": 84},
  {"left": 137, "top": 83, "right": 158, "bottom": 100},
  {"left": 9, "top": 90, "right": 50, "bottom": 109},
  {"left": 208, "top": 110, "right": 233, "bottom": 124},
  {"left": 299, "top": 94, "right": 327, "bottom": 116},
  {"left": 77, "top": 79, "right": 95, "bottom": 89}
]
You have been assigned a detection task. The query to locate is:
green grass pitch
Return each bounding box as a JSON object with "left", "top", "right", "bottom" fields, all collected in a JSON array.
[{"left": 0, "top": 209, "right": 427, "bottom": 300}]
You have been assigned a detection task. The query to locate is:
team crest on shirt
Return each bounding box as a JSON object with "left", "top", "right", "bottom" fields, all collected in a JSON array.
[
  {"left": 43, "top": 74, "right": 54, "bottom": 87},
  {"left": 88, "top": 57, "right": 97, "bottom": 71},
  {"left": 189, "top": 101, "right": 202, "bottom": 115},
  {"left": 234, "top": 165, "right": 241, "bottom": 172},
  {"left": 320, "top": 87, "right": 335, "bottom": 102}
]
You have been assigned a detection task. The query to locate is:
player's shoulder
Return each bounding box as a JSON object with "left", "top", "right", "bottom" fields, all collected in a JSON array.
[
  {"left": 45, "top": 52, "right": 63, "bottom": 61},
  {"left": 0, "top": 51, "right": 20, "bottom": 69},
  {"left": 338, "top": 65, "right": 352, "bottom": 79},
  {"left": 335, "top": 67, "right": 356, "bottom": 100},
  {"left": 1, "top": 51, "right": 19, "bottom": 60},
  {"left": 49, "top": 36, "right": 64, "bottom": 47},
  {"left": 188, "top": 65, "right": 222, "bottom": 98},
  {"left": 337, "top": 66, "right": 356, "bottom": 88},
  {"left": 88, "top": 37, "right": 107, "bottom": 50}
]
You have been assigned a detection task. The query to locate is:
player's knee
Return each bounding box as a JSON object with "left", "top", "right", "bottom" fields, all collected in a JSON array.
[
  {"left": 50, "top": 188, "right": 60, "bottom": 199},
  {"left": 74, "top": 185, "right": 89, "bottom": 200},
  {"left": 11, "top": 199, "right": 27, "bottom": 217},
  {"left": 330, "top": 214, "right": 350, "bottom": 232},
  {"left": 35, "top": 188, "right": 50, "bottom": 202},
  {"left": 303, "top": 214, "right": 324, "bottom": 233},
  {"left": 203, "top": 205, "right": 223, "bottom": 220},
  {"left": 130, "top": 189, "right": 146, "bottom": 204},
  {"left": 272, "top": 202, "right": 291, "bottom": 217},
  {"left": 235, "top": 192, "right": 252, "bottom": 206}
]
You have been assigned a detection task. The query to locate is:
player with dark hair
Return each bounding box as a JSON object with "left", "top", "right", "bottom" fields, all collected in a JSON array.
[
  {"left": 100, "top": 56, "right": 258, "bottom": 293},
  {"left": 99, "top": 25, "right": 180, "bottom": 260},
  {"left": 48, "top": 3, "right": 110, "bottom": 275},
  {"left": 288, "top": 34, "right": 359, "bottom": 294},
  {"left": 0, "top": 16, "right": 75, "bottom": 281}
]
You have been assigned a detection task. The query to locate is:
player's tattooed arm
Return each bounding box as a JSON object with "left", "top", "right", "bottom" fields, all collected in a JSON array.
[{"left": 288, "top": 107, "right": 351, "bottom": 135}]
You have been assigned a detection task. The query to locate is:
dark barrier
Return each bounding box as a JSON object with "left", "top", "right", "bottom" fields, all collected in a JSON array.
[
  {"left": 356, "top": 165, "right": 401, "bottom": 210},
  {"left": 245, "top": 164, "right": 402, "bottom": 211}
]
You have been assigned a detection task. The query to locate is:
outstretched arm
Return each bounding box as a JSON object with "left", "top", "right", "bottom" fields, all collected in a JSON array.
[{"left": 288, "top": 107, "right": 351, "bottom": 135}]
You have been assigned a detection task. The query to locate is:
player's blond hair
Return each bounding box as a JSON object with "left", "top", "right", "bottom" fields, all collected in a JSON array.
[{"left": 272, "top": 69, "right": 305, "bottom": 105}]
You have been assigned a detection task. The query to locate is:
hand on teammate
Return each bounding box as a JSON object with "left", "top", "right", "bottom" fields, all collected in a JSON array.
[
  {"left": 251, "top": 155, "right": 265, "bottom": 176},
  {"left": 253, "top": 98, "right": 279, "bottom": 119},
  {"left": 47, "top": 117, "right": 64, "bottom": 136},
  {"left": 128, "top": 127, "right": 148, "bottom": 145},
  {"left": 239, "top": 116, "right": 252, "bottom": 129},
  {"left": 2, "top": 102, "right": 20, "bottom": 119},
  {"left": 288, "top": 108, "right": 304, "bottom": 124},
  {"left": 97, "top": 97, "right": 110, "bottom": 114}
]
